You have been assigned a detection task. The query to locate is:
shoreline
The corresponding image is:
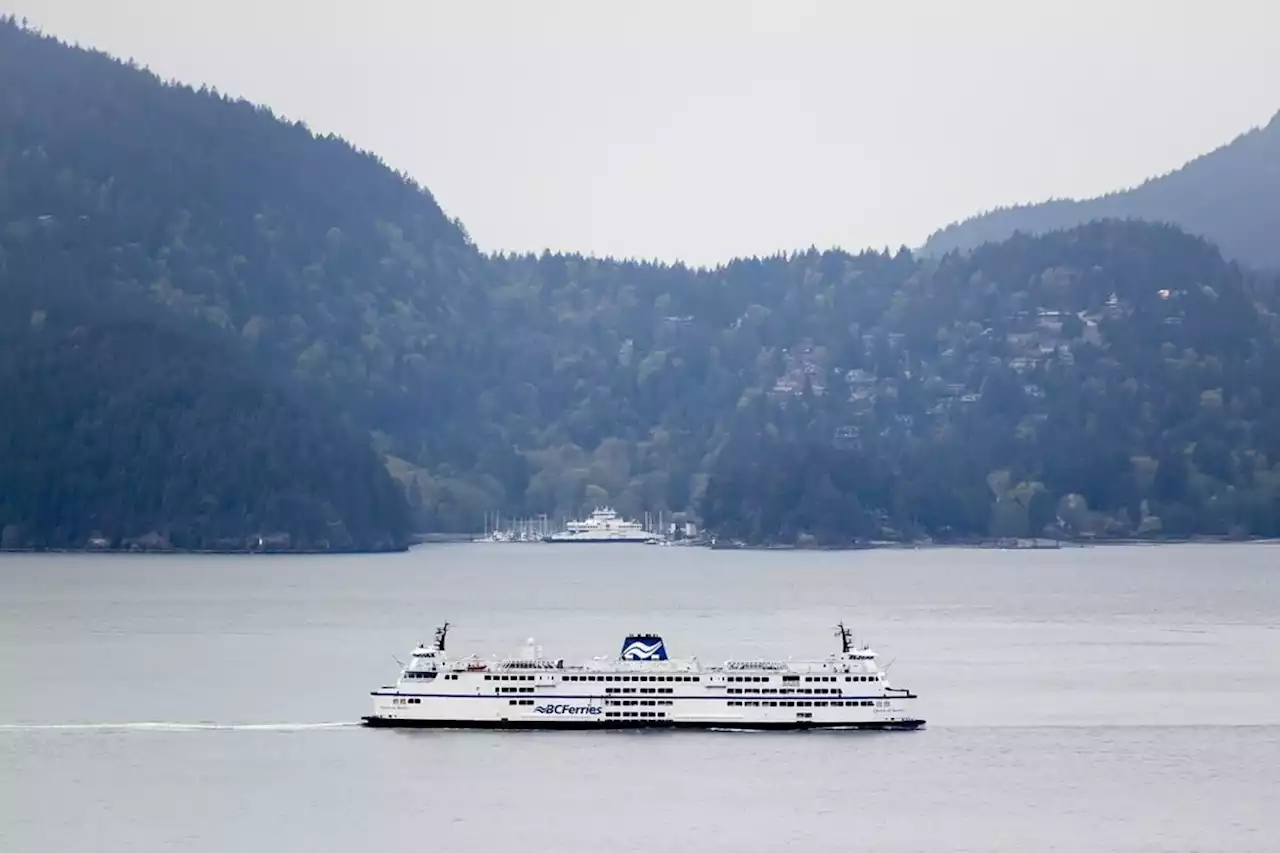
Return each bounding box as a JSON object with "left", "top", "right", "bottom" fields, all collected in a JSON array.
[{"left": 3, "top": 535, "right": 1276, "bottom": 556}]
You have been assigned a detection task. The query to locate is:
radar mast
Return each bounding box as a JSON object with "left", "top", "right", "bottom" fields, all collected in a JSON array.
[{"left": 835, "top": 621, "right": 852, "bottom": 654}]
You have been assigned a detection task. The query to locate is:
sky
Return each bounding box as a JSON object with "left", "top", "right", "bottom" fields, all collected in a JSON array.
[{"left": 9, "top": 0, "right": 1279, "bottom": 267}]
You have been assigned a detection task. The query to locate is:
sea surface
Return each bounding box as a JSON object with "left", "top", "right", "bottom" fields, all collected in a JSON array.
[{"left": 1, "top": 543, "right": 1277, "bottom": 852}]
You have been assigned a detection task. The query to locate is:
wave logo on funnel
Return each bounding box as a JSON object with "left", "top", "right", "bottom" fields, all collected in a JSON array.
[{"left": 620, "top": 634, "right": 668, "bottom": 661}]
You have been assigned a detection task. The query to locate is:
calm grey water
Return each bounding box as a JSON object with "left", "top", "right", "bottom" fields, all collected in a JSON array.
[{"left": 1, "top": 543, "right": 1277, "bottom": 852}]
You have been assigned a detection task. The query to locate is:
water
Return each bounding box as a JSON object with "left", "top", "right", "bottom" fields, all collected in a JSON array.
[{"left": 1, "top": 543, "right": 1277, "bottom": 851}]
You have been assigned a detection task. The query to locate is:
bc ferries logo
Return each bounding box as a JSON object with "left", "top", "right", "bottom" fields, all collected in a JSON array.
[
  {"left": 620, "top": 634, "right": 668, "bottom": 661},
  {"left": 535, "top": 704, "right": 602, "bottom": 715}
]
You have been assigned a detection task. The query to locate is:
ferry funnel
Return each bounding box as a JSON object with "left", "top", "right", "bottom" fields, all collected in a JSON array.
[{"left": 620, "top": 634, "right": 668, "bottom": 661}]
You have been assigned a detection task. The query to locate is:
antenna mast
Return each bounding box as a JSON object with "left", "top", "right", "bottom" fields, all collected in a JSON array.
[{"left": 835, "top": 621, "right": 852, "bottom": 654}]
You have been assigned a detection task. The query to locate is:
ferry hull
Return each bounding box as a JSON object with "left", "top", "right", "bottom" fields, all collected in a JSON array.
[
  {"left": 540, "top": 537, "right": 659, "bottom": 544},
  {"left": 362, "top": 716, "right": 925, "bottom": 731}
]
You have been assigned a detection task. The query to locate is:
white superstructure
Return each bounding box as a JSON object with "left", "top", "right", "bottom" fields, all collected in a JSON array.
[
  {"left": 542, "top": 507, "right": 661, "bottom": 544},
  {"left": 363, "top": 623, "right": 924, "bottom": 730}
]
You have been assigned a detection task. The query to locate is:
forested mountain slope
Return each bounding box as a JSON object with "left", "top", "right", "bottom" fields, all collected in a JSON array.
[
  {"left": 921, "top": 111, "right": 1280, "bottom": 270},
  {"left": 493, "top": 223, "right": 1280, "bottom": 543},
  {"left": 0, "top": 17, "right": 491, "bottom": 466},
  {"left": 0, "top": 277, "right": 410, "bottom": 551},
  {"left": 0, "top": 18, "right": 417, "bottom": 549}
]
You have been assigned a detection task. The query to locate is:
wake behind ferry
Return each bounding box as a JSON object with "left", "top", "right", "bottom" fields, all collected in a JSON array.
[{"left": 362, "top": 623, "right": 924, "bottom": 730}]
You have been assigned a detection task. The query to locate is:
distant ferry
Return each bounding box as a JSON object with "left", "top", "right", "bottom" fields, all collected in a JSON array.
[
  {"left": 362, "top": 622, "right": 924, "bottom": 730},
  {"left": 541, "top": 507, "right": 662, "bottom": 544}
]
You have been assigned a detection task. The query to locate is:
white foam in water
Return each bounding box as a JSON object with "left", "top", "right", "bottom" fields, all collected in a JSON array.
[{"left": 0, "top": 722, "right": 360, "bottom": 732}]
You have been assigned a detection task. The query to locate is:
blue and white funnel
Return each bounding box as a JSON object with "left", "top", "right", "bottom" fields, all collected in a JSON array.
[{"left": 620, "top": 634, "right": 668, "bottom": 661}]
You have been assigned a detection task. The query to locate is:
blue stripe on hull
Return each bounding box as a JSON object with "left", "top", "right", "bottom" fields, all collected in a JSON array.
[
  {"left": 371, "top": 691, "right": 916, "bottom": 701},
  {"left": 361, "top": 716, "right": 926, "bottom": 731},
  {"left": 540, "top": 539, "right": 660, "bottom": 544}
]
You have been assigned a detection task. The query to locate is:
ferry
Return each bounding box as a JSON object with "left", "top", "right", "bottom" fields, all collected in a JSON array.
[
  {"left": 362, "top": 623, "right": 924, "bottom": 730},
  {"left": 542, "top": 507, "right": 662, "bottom": 544}
]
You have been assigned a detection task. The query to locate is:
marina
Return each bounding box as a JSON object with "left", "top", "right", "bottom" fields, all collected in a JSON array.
[{"left": 480, "top": 507, "right": 693, "bottom": 544}]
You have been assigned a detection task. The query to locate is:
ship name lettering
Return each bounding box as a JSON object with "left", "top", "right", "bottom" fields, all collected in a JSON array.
[{"left": 535, "top": 704, "right": 602, "bottom": 715}]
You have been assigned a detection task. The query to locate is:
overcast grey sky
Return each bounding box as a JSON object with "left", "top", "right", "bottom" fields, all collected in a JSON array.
[{"left": 10, "top": 1, "right": 1279, "bottom": 266}]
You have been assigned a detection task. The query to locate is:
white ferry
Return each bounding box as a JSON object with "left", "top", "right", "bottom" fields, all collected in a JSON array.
[
  {"left": 542, "top": 507, "right": 661, "bottom": 544},
  {"left": 362, "top": 623, "right": 924, "bottom": 730}
]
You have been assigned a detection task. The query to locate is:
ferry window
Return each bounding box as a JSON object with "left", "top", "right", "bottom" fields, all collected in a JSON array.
[
  {"left": 693, "top": 677, "right": 701, "bottom": 682},
  {"left": 782, "top": 676, "right": 798, "bottom": 683}
]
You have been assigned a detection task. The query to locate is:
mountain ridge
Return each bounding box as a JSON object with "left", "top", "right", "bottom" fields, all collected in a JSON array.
[{"left": 921, "top": 110, "right": 1280, "bottom": 270}]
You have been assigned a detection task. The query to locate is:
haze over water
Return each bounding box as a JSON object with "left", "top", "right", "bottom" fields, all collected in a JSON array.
[{"left": 1, "top": 544, "right": 1276, "bottom": 851}]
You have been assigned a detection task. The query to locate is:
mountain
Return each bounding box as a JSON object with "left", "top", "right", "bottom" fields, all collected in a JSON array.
[
  {"left": 6, "top": 16, "right": 1280, "bottom": 547},
  {"left": 921, "top": 111, "right": 1280, "bottom": 270},
  {"left": 488, "top": 221, "right": 1280, "bottom": 545},
  {"left": 0, "top": 18, "right": 415, "bottom": 550}
]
